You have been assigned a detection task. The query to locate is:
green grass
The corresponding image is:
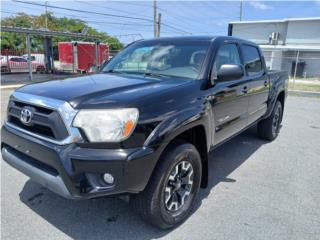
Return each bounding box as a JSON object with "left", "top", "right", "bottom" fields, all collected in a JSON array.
[
  {"left": 289, "top": 77, "right": 320, "bottom": 81},
  {"left": 289, "top": 83, "right": 320, "bottom": 92}
]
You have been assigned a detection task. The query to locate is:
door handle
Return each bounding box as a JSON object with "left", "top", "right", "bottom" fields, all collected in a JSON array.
[{"left": 242, "top": 86, "right": 248, "bottom": 94}]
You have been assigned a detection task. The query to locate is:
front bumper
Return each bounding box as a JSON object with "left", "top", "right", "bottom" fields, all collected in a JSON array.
[{"left": 1, "top": 124, "right": 157, "bottom": 199}]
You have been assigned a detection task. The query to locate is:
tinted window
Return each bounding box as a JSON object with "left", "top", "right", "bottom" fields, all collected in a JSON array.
[
  {"left": 242, "top": 45, "right": 263, "bottom": 76},
  {"left": 213, "top": 44, "right": 241, "bottom": 77},
  {"left": 9, "top": 58, "right": 19, "bottom": 62},
  {"left": 10, "top": 57, "right": 27, "bottom": 62}
]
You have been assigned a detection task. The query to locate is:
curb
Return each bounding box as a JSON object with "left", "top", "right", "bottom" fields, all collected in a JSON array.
[
  {"left": 289, "top": 90, "right": 320, "bottom": 98},
  {"left": 1, "top": 84, "right": 25, "bottom": 90}
]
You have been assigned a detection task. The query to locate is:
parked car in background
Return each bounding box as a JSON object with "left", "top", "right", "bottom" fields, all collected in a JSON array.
[
  {"left": 22, "top": 53, "right": 45, "bottom": 65},
  {"left": 1, "top": 55, "right": 45, "bottom": 73}
]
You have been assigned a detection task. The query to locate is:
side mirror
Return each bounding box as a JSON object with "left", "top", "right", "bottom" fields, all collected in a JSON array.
[{"left": 217, "top": 64, "right": 244, "bottom": 82}]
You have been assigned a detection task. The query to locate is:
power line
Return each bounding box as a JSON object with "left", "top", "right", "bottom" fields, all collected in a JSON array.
[
  {"left": 75, "top": 1, "right": 151, "bottom": 19},
  {"left": 1, "top": 10, "right": 185, "bottom": 36},
  {"left": 112, "top": 1, "right": 153, "bottom": 8},
  {"left": 13, "top": 0, "right": 154, "bottom": 22},
  {"left": 3, "top": 2, "right": 145, "bottom": 24},
  {"left": 12, "top": 0, "right": 191, "bottom": 35},
  {"left": 157, "top": 1, "right": 239, "bottom": 33},
  {"left": 1, "top": 10, "right": 152, "bottom": 27},
  {"left": 161, "top": 23, "right": 192, "bottom": 35}
]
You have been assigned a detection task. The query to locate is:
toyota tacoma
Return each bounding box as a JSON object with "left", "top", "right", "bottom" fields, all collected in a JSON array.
[{"left": 1, "top": 36, "right": 288, "bottom": 229}]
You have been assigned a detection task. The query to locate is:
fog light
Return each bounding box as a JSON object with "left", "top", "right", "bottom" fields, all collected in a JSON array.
[{"left": 102, "top": 173, "right": 114, "bottom": 185}]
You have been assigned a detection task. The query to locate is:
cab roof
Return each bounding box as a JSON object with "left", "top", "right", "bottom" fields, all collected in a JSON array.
[{"left": 136, "top": 36, "right": 257, "bottom": 46}]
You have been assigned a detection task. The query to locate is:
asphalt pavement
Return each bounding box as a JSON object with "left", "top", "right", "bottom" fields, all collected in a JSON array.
[{"left": 1, "top": 89, "right": 320, "bottom": 240}]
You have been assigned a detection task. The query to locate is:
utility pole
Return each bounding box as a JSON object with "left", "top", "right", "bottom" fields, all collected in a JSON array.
[
  {"left": 157, "top": 13, "right": 161, "bottom": 37},
  {"left": 26, "top": 34, "right": 33, "bottom": 81},
  {"left": 240, "top": 0, "right": 243, "bottom": 21},
  {"left": 45, "top": 1, "right": 48, "bottom": 29},
  {"left": 293, "top": 50, "right": 300, "bottom": 88},
  {"left": 153, "top": 0, "right": 157, "bottom": 37}
]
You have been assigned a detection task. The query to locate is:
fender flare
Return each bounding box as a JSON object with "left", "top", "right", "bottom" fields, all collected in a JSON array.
[
  {"left": 141, "top": 106, "right": 212, "bottom": 189},
  {"left": 144, "top": 106, "right": 211, "bottom": 152}
]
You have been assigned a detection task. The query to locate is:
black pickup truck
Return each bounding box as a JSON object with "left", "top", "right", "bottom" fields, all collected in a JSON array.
[{"left": 1, "top": 36, "right": 288, "bottom": 228}]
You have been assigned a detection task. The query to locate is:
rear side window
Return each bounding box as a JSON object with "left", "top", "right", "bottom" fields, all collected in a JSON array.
[
  {"left": 213, "top": 44, "right": 241, "bottom": 77},
  {"left": 242, "top": 45, "right": 263, "bottom": 76}
]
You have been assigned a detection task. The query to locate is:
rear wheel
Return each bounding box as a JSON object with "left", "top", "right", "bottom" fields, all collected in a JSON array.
[
  {"left": 258, "top": 100, "right": 283, "bottom": 140},
  {"left": 132, "top": 141, "right": 202, "bottom": 229},
  {"left": 1, "top": 66, "right": 10, "bottom": 73}
]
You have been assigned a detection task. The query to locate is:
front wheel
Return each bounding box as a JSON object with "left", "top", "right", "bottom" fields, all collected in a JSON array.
[
  {"left": 132, "top": 141, "right": 202, "bottom": 229},
  {"left": 36, "top": 66, "right": 45, "bottom": 73},
  {"left": 258, "top": 100, "right": 283, "bottom": 140}
]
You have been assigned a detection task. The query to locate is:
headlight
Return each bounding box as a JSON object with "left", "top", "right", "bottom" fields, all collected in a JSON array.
[{"left": 73, "top": 108, "right": 139, "bottom": 142}]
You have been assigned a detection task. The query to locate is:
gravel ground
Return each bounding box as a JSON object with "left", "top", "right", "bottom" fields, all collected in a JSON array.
[{"left": 1, "top": 89, "right": 320, "bottom": 240}]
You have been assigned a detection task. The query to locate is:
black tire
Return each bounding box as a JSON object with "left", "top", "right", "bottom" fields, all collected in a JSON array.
[
  {"left": 1, "top": 66, "right": 10, "bottom": 73},
  {"left": 258, "top": 100, "right": 283, "bottom": 141},
  {"left": 36, "top": 66, "right": 45, "bottom": 73},
  {"left": 132, "top": 140, "right": 202, "bottom": 229}
]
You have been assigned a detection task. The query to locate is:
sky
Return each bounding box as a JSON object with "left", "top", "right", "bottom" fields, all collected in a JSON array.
[{"left": 1, "top": 0, "right": 320, "bottom": 43}]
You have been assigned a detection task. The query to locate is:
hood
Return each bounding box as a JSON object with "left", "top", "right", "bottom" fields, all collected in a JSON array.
[{"left": 17, "top": 73, "right": 191, "bottom": 108}]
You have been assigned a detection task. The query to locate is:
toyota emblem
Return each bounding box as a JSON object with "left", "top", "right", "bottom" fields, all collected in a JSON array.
[{"left": 20, "top": 107, "right": 33, "bottom": 125}]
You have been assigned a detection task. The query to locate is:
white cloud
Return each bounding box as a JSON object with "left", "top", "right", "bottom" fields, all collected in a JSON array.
[{"left": 249, "top": 1, "right": 273, "bottom": 10}]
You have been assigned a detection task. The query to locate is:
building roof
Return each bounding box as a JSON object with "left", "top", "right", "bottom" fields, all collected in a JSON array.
[
  {"left": 230, "top": 17, "right": 320, "bottom": 25},
  {"left": 259, "top": 44, "right": 320, "bottom": 51}
]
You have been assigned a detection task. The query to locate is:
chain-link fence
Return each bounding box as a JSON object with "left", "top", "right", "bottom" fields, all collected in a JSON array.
[
  {"left": 262, "top": 49, "right": 320, "bottom": 80},
  {"left": 1, "top": 27, "right": 114, "bottom": 82},
  {"left": 1, "top": 41, "right": 110, "bottom": 74}
]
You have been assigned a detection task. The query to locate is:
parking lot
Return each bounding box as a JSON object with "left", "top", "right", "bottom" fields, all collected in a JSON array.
[{"left": 1, "top": 89, "right": 320, "bottom": 240}]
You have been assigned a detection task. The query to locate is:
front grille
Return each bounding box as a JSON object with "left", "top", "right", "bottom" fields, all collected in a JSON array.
[
  {"left": 7, "top": 100, "right": 69, "bottom": 141},
  {"left": 13, "top": 101, "right": 53, "bottom": 114}
]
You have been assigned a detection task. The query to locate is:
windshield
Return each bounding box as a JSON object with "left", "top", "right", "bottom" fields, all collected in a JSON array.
[{"left": 102, "top": 41, "right": 210, "bottom": 79}]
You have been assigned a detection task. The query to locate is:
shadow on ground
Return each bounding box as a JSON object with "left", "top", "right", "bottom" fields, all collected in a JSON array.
[{"left": 19, "top": 126, "right": 267, "bottom": 240}]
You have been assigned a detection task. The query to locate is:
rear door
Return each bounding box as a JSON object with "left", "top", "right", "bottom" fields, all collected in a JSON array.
[
  {"left": 209, "top": 43, "right": 250, "bottom": 145},
  {"left": 241, "top": 44, "right": 269, "bottom": 124}
]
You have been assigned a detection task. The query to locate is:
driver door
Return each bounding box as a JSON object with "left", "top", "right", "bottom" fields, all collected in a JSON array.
[{"left": 208, "top": 43, "right": 250, "bottom": 145}]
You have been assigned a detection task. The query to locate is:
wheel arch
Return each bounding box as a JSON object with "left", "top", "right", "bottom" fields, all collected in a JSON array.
[{"left": 148, "top": 123, "right": 210, "bottom": 190}]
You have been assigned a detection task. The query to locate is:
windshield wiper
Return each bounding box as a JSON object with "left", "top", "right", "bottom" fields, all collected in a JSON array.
[
  {"left": 143, "top": 72, "right": 170, "bottom": 79},
  {"left": 103, "top": 69, "right": 123, "bottom": 74}
]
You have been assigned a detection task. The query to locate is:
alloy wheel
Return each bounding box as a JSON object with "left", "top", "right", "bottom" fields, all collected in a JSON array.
[
  {"left": 272, "top": 105, "right": 281, "bottom": 136},
  {"left": 164, "top": 160, "right": 194, "bottom": 212}
]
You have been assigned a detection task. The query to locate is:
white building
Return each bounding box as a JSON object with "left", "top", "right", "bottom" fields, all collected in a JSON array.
[{"left": 228, "top": 18, "right": 320, "bottom": 77}]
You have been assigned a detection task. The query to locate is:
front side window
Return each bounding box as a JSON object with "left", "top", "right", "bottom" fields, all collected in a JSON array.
[
  {"left": 212, "top": 44, "right": 241, "bottom": 78},
  {"left": 103, "top": 41, "right": 210, "bottom": 80},
  {"left": 10, "top": 57, "right": 27, "bottom": 62},
  {"left": 242, "top": 45, "right": 263, "bottom": 76}
]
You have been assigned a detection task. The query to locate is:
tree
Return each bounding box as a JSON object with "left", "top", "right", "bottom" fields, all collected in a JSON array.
[{"left": 0, "top": 12, "right": 123, "bottom": 51}]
